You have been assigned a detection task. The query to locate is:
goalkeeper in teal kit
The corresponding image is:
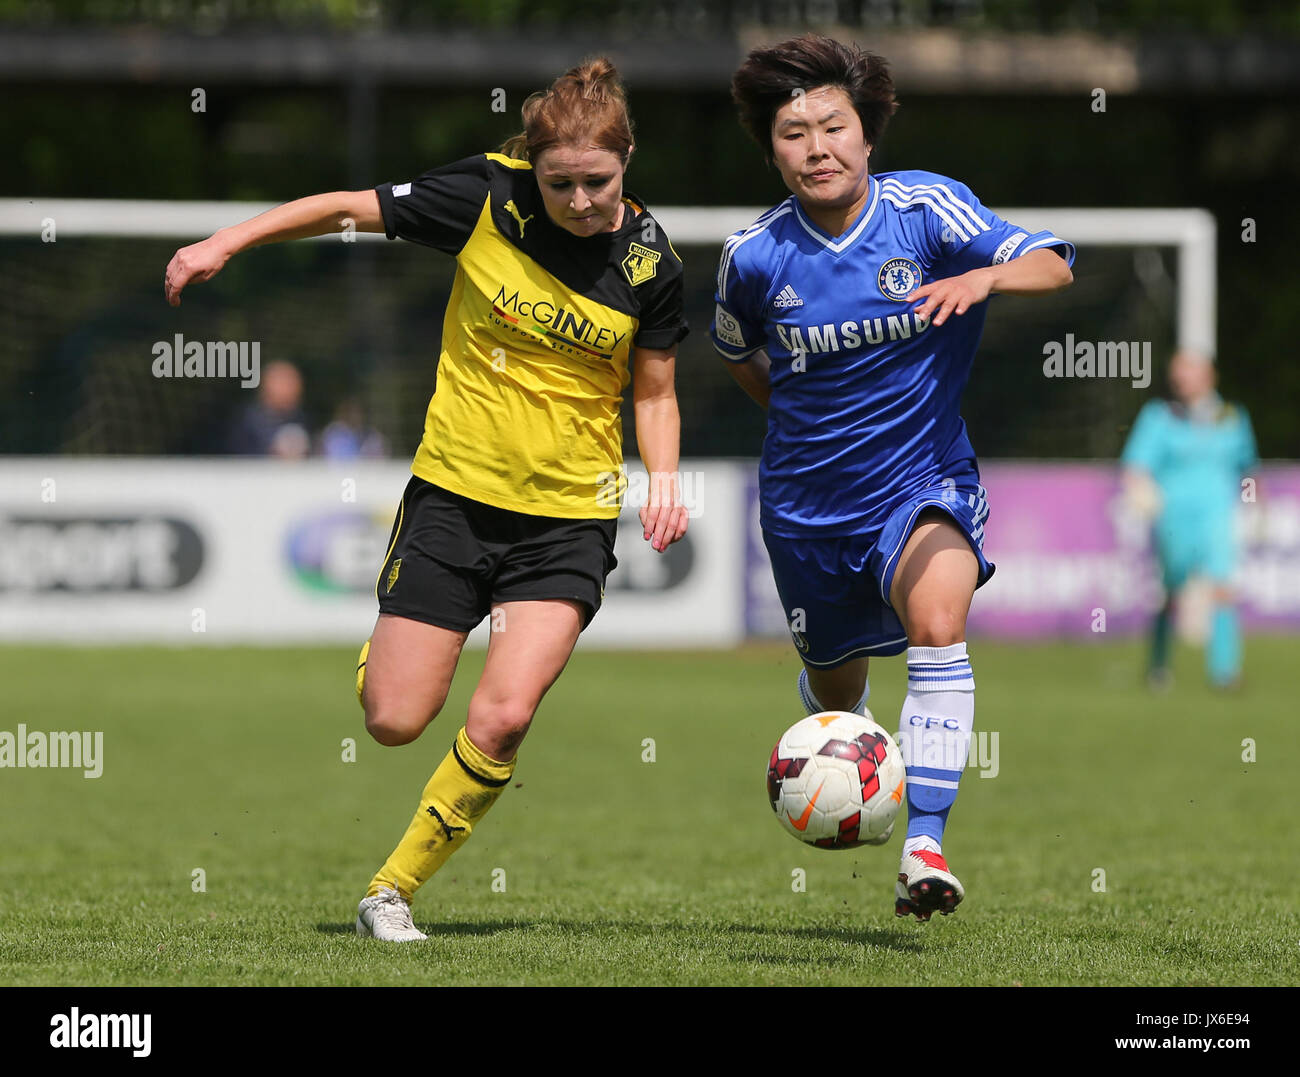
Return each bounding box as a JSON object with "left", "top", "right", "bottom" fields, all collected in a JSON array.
[{"left": 1121, "top": 350, "right": 1258, "bottom": 689}]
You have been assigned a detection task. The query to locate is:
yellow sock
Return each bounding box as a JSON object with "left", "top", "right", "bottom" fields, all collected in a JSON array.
[{"left": 367, "top": 727, "right": 515, "bottom": 901}]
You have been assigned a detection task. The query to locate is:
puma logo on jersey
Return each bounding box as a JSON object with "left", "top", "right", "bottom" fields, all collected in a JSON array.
[{"left": 504, "top": 200, "right": 534, "bottom": 237}]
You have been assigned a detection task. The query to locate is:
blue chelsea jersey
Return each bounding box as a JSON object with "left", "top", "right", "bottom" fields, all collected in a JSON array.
[{"left": 710, "top": 170, "right": 1075, "bottom": 537}]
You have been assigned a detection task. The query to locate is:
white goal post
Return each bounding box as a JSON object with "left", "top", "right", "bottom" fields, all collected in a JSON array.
[{"left": 0, "top": 199, "right": 1216, "bottom": 356}]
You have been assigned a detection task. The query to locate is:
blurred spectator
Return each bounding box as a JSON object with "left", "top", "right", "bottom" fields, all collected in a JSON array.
[
  {"left": 1121, "top": 350, "right": 1258, "bottom": 691},
  {"left": 317, "top": 397, "right": 388, "bottom": 459},
  {"left": 227, "top": 360, "right": 310, "bottom": 458}
]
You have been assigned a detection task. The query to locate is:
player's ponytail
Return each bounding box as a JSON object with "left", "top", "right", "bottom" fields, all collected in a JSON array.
[{"left": 500, "top": 57, "right": 635, "bottom": 164}]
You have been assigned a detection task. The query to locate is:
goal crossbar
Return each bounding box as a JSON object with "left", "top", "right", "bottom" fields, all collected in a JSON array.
[{"left": 0, "top": 198, "right": 1216, "bottom": 356}]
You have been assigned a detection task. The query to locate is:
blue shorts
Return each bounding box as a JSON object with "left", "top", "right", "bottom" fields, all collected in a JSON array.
[{"left": 763, "top": 477, "right": 994, "bottom": 668}]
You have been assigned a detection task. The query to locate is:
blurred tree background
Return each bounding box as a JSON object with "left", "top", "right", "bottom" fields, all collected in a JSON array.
[{"left": 1, "top": 0, "right": 1296, "bottom": 458}]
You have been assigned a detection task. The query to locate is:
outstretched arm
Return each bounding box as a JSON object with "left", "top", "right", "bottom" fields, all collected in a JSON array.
[
  {"left": 164, "top": 189, "right": 384, "bottom": 306},
  {"left": 906, "top": 248, "right": 1074, "bottom": 327}
]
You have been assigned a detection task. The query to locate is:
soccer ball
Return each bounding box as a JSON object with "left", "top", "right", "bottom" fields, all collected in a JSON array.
[{"left": 767, "top": 710, "right": 905, "bottom": 848}]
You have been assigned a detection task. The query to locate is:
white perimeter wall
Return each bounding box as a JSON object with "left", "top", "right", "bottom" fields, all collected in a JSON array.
[{"left": 0, "top": 459, "right": 746, "bottom": 647}]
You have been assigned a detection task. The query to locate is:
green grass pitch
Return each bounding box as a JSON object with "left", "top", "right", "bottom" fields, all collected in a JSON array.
[{"left": 0, "top": 638, "right": 1296, "bottom": 986}]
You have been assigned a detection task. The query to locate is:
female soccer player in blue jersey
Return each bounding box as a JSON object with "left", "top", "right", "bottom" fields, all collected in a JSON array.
[
  {"left": 1121, "top": 350, "right": 1257, "bottom": 691},
  {"left": 712, "top": 34, "right": 1074, "bottom": 921},
  {"left": 165, "top": 59, "right": 690, "bottom": 940}
]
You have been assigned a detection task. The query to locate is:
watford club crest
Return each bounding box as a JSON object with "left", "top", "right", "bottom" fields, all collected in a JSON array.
[
  {"left": 386, "top": 558, "right": 402, "bottom": 593},
  {"left": 621, "top": 242, "right": 660, "bottom": 286}
]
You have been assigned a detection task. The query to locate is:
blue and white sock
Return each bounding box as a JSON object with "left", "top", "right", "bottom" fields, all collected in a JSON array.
[
  {"left": 797, "top": 667, "right": 869, "bottom": 717},
  {"left": 898, "top": 644, "right": 974, "bottom": 857}
]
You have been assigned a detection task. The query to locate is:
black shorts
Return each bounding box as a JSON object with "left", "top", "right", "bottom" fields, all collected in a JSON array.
[{"left": 375, "top": 476, "right": 618, "bottom": 632}]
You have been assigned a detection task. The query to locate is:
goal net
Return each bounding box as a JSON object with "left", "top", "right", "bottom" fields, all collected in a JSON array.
[{"left": 0, "top": 198, "right": 1214, "bottom": 461}]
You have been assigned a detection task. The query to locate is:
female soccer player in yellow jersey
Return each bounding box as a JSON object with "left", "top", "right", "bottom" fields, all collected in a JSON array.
[{"left": 164, "top": 59, "right": 690, "bottom": 940}]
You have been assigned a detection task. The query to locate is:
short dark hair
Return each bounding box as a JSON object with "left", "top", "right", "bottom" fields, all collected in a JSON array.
[{"left": 731, "top": 34, "right": 897, "bottom": 162}]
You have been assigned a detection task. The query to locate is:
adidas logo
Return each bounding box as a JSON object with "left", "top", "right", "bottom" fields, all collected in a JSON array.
[{"left": 772, "top": 284, "right": 804, "bottom": 309}]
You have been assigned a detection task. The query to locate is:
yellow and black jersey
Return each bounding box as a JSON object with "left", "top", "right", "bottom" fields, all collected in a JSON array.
[{"left": 375, "top": 153, "right": 688, "bottom": 519}]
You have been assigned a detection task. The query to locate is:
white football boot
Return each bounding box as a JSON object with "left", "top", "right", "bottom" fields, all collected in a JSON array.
[
  {"left": 895, "top": 847, "right": 964, "bottom": 921},
  {"left": 356, "top": 887, "right": 427, "bottom": 941}
]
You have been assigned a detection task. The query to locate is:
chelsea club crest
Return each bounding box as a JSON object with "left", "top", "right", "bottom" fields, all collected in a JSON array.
[{"left": 878, "top": 257, "right": 921, "bottom": 301}]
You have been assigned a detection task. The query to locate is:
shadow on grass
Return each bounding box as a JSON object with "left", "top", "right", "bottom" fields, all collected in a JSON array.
[
  {"left": 719, "top": 921, "right": 924, "bottom": 953},
  {"left": 316, "top": 919, "right": 533, "bottom": 937},
  {"left": 318, "top": 917, "right": 922, "bottom": 952}
]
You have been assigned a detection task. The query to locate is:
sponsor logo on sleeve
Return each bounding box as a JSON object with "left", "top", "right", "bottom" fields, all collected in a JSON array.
[
  {"left": 992, "top": 232, "right": 1028, "bottom": 264},
  {"left": 714, "top": 304, "right": 746, "bottom": 348}
]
